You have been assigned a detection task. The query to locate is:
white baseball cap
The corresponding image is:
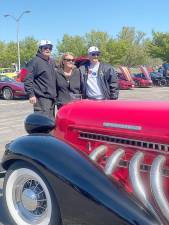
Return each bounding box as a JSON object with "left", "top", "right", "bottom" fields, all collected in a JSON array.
[
  {"left": 88, "top": 46, "right": 100, "bottom": 54},
  {"left": 38, "top": 40, "right": 53, "bottom": 47}
]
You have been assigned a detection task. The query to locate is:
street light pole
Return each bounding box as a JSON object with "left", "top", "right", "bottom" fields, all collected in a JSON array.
[{"left": 4, "top": 10, "right": 31, "bottom": 71}]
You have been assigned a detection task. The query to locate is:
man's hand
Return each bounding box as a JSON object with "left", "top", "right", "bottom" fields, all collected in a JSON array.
[{"left": 29, "top": 96, "right": 37, "bottom": 104}]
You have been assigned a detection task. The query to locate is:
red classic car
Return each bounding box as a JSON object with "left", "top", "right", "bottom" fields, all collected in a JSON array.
[
  {"left": 131, "top": 66, "right": 153, "bottom": 87},
  {"left": 0, "top": 75, "right": 27, "bottom": 100},
  {"left": 1, "top": 100, "right": 168, "bottom": 225},
  {"left": 118, "top": 66, "right": 135, "bottom": 89}
]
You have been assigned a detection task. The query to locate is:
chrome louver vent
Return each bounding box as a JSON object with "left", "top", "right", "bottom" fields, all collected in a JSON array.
[
  {"left": 79, "top": 131, "right": 169, "bottom": 154},
  {"left": 89, "top": 145, "right": 167, "bottom": 223}
]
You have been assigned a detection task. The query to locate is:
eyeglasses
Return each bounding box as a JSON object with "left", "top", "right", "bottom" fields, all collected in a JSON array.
[
  {"left": 90, "top": 52, "right": 100, "bottom": 56},
  {"left": 42, "top": 45, "right": 52, "bottom": 51},
  {"left": 63, "top": 58, "right": 75, "bottom": 62}
]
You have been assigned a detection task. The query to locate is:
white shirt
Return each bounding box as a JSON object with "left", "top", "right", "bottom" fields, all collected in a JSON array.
[{"left": 86, "top": 62, "right": 104, "bottom": 99}]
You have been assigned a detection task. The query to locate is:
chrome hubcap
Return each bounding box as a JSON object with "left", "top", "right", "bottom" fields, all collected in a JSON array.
[
  {"left": 14, "top": 178, "right": 48, "bottom": 222},
  {"left": 22, "top": 189, "right": 38, "bottom": 211},
  {"left": 3, "top": 89, "right": 11, "bottom": 99}
]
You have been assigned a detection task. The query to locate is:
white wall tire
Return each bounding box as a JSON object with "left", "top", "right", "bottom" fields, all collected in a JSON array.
[{"left": 3, "top": 162, "right": 61, "bottom": 225}]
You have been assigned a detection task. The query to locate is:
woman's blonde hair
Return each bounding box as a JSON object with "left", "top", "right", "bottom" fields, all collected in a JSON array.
[{"left": 59, "top": 52, "right": 75, "bottom": 69}]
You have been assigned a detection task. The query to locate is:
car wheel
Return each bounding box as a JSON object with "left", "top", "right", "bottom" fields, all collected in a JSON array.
[
  {"left": 2, "top": 87, "right": 14, "bottom": 100},
  {"left": 3, "top": 161, "right": 61, "bottom": 225},
  {"left": 160, "top": 79, "right": 167, "bottom": 87}
]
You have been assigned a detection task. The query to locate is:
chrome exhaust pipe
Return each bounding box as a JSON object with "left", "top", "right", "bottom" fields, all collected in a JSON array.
[
  {"left": 104, "top": 148, "right": 125, "bottom": 175},
  {"left": 129, "top": 152, "right": 147, "bottom": 204},
  {"left": 150, "top": 155, "right": 169, "bottom": 222},
  {"left": 89, "top": 145, "right": 107, "bottom": 162},
  {"left": 129, "top": 152, "right": 161, "bottom": 223}
]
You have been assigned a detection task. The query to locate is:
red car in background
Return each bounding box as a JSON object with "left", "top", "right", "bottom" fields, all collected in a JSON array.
[
  {"left": 0, "top": 75, "right": 27, "bottom": 100},
  {"left": 74, "top": 56, "right": 90, "bottom": 68},
  {"left": 131, "top": 66, "right": 153, "bottom": 87},
  {"left": 118, "top": 66, "right": 135, "bottom": 89}
]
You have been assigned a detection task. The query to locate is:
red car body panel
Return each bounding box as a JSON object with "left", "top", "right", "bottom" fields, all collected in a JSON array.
[
  {"left": 54, "top": 99, "right": 169, "bottom": 198},
  {"left": 118, "top": 78, "right": 135, "bottom": 89},
  {"left": 0, "top": 76, "right": 26, "bottom": 98}
]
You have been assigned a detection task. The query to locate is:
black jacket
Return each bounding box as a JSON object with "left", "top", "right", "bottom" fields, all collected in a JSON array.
[
  {"left": 79, "top": 62, "right": 119, "bottom": 100},
  {"left": 56, "top": 68, "right": 82, "bottom": 107},
  {"left": 24, "top": 53, "right": 57, "bottom": 100}
]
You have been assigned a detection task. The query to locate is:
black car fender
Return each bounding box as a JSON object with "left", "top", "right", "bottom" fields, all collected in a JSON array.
[{"left": 2, "top": 134, "right": 162, "bottom": 225}]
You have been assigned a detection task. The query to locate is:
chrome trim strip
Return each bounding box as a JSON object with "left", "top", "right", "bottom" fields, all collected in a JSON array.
[
  {"left": 89, "top": 145, "right": 107, "bottom": 162},
  {"left": 150, "top": 155, "right": 169, "bottom": 222},
  {"left": 104, "top": 149, "right": 125, "bottom": 175},
  {"left": 103, "top": 122, "right": 142, "bottom": 131},
  {"left": 79, "top": 131, "right": 169, "bottom": 154}
]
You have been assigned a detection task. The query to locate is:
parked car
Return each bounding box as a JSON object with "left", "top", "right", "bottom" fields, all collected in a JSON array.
[
  {"left": 117, "top": 72, "right": 135, "bottom": 89},
  {"left": 118, "top": 66, "right": 135, "bottom": 89},
  {"left": 150, "top": 72, "right": 167, "bottom": 86},
  {"left": 0, "top": 68, "right": 17, "bottom": 78},
  {"left": 1, "top": 100, "right": 167, "bottom": 225},
  {"left": 0, "top": 75, "right": 27, "bottom": 100},
  {"left": 132, "top": 73, "right": 152, "bottom": 87},
  {"left": 130, "top": 66, "right": 152, "bottom": 88}
]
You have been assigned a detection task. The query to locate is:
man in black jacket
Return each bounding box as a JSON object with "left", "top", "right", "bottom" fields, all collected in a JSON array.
[
  {"left": 79, "top": 46, "right": 119, "bottom": 100},
  {"left": 24, "top": 40, "right": 57, "bottom": 120}
]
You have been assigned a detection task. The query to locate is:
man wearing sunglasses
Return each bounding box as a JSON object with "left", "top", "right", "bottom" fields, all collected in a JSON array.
[
  {"left": 24, "top": 40, "right": 57, "bottom": 120},
  {"left": 80, "top": 46, "right": 119, "bottom": 100}
]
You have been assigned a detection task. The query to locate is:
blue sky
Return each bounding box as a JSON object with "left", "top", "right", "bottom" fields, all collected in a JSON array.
[{"left": 1, "top": 0, "right": 169, "bottom": 46}]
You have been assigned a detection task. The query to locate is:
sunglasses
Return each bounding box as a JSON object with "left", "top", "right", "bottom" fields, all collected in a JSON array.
[
  {"left": 42, "top": 45, "right": 52, "bottom": 51},
  {"left": 90, "top": 52, "right": 100, "bottom": 56},
  {"left": 63, "top": 58, "right": 75, "bottom": 62}
]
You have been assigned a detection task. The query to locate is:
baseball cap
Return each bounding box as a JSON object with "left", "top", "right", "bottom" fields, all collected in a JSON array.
[
  {"left": 88, "top": 46, "right": 100, "bottom": 54},
  {"left": 38, "top": 40, "right": 53, "bottom": 48}
]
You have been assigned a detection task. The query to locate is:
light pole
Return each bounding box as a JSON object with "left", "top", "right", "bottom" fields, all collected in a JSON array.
[{"left": 4, "top": 10, "right": 31, "bottom": 71}]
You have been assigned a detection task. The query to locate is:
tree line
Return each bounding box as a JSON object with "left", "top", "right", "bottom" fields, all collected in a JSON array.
[{"left": 1, "top": 26, "right": 169, "bottom": 68}]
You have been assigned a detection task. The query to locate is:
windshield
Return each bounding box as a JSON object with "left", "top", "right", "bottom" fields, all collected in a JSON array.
[{"left": 0, "top": 75, "right": 15, "bottom": 82}]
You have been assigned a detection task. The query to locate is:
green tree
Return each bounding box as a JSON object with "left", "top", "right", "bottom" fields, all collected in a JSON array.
[
  {"left": 3, "top": 42, "right": 17, "bottom": 67},
  {"left": 57, "top": 34, "right": 86, "bottom": 57},
  {"left": 0, "top": 41, "right": 6, "bottom": 67},
  {"left": 147, "top": 32, "right": 169, "bottom": 62},
  {"left": 118, "top": 26, "right": 150, "bottom": 66},
  {"left": 20, "top": 37, "right": 38, "bottom": 66},
  {"left": 84, "top": 30, "right": 111, "bottom": 62}
]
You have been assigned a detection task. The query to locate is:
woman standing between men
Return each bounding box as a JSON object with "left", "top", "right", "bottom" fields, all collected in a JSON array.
[{"left": 55, "top": 52, "right": 83, "bottom": 109}]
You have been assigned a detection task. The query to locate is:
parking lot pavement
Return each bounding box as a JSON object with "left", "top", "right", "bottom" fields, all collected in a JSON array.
[{"left": 0, "top": 87, "right": 169, "bottom": 224}]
